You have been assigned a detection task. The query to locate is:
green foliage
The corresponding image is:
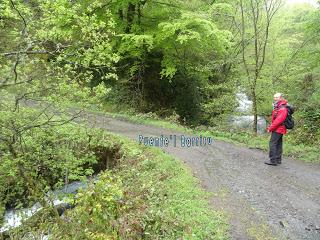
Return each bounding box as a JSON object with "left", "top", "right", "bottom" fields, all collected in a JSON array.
[
  {"left": 50, "top": 172, "right": 124, "bottom": 239},
  {"left": 1, "top": 0, "right": 236, "bottom": 124},
  {"left": 0, "top": 101, "right": 119, "bottom": 209},
  {"left": 156, "top": 13, "right": 231, "bottom": 78},
  {"left": 47, "top": 140, "right": 228, "bottom": 239},
  {"left": 1, "top": 0, "right": 319, "bottom": 143},
  {"left": 38, "top": 0, "right": 120, "bottom": 85},
  {"left": 107, "top": 0, "right": 234, "bottom": 124},
  {"left": 1, "top": 1, "right": 320, "bottom": 237},
  {"left": 266, "top": 4, "right": 320, "bottom": 144},
  {"left": 2, "top": 126, "right": 228, "bottom": 238}
]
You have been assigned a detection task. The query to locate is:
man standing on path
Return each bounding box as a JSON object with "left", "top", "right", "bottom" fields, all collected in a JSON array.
[{"left": 265, "top": 93, "right": 288, "bottom": 166}]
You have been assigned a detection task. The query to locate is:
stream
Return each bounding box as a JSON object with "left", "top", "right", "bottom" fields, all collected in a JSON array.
[
  {"left": 0, "top": 177, "right": 97, "bottom": 237},
  {"left": 229, "top": 92, "right": 267, "bottom": 134}
]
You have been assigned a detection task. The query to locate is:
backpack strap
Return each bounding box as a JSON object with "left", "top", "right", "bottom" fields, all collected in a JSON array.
[{"left": 274, "top": 104, "right": 287, "bottom": 120}]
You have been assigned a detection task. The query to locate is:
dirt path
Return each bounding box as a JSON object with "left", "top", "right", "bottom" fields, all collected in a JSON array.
[
  {"left": 74, "top": 110, "right": 320, "bottom": 240},
  {"left": 21, "top": 100, "right": 320, "bottom": 239}
]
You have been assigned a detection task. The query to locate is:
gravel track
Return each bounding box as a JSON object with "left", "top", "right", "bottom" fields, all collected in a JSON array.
[
  {"left": 21, "top": 101, "right": 320, "bottom": 240},
  {"left": 79, "top": 111, "right": 320, "bottom": 240}
]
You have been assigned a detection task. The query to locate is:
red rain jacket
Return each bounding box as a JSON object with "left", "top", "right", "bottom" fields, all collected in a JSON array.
[{"left": 267, "top": 99, "right": 288, "bottom": 135}]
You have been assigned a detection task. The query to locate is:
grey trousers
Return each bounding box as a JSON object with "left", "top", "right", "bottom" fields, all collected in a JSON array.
[{"left": 269, "top": 132, "right": 283, "bottom": 162}]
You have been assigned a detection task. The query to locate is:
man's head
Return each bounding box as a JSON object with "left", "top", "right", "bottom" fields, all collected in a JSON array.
[{"left": 273, "top": 92, "right": 283, "bottom": 102}]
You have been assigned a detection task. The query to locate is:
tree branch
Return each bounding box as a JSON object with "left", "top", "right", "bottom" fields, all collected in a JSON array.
[
  {"left": 240, "top": 0, "right": 251, "bottom": 78},
  {"left": 2, "top": 50, "right": 52, "bottom": 57},
  {"left": 10, "top": 0, "right": 27, "bottom": 35}
]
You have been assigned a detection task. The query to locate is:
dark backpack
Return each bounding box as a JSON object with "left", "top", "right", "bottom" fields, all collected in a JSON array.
[{"left": 282, "top": 105, "right": 295, "bottom": 129}]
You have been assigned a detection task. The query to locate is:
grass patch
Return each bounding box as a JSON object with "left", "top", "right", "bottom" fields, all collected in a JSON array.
[{"left": 47, "top": 134, "right": 229, "bottom": 239}]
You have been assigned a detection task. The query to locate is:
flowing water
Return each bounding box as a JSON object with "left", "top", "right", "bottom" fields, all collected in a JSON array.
[
  {"left": 229, "top": 92, "right": 267, "bottom": 134},
  {"left": 0, "top": 177, "right": 96, "bottom": 235}
]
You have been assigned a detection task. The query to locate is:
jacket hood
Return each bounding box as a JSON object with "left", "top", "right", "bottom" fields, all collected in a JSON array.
[{"left": 277, "top": 99, "right": 288, "bottom": 107}]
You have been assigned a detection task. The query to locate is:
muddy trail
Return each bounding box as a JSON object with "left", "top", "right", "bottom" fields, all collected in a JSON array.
[{"left": 21, "top": 101, "right": 320, "bottom": 239}]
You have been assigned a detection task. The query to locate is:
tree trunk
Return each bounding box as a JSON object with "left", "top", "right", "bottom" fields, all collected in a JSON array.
[
  {"left": 126, "top": 3, "right": 136, "bottom": 33},
  {"left": 118, "top": 9, "right": 124, "bottom": 20},
  {"left": 252, "top": 89, "right": 258, "bottom": 134}
]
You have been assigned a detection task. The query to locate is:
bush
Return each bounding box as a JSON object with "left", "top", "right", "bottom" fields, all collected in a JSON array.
[
  {"left": 0, "top": 105, "right": 119, "bottom": 210},
  {"left": 47, "top": 141, "right": 228, "bottom": 239}
]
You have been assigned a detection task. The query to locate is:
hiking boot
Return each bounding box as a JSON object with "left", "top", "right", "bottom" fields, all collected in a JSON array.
[
  {"left": 276, "top": 159, "right": 282, "bottom": 164},
  {"left": 264, "top": 160, "right": 278, "bottom": 166}
]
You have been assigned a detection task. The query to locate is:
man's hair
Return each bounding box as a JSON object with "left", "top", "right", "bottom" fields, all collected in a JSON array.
[{"left": 274, "top": 92, "right": 283, "bottom": 98}]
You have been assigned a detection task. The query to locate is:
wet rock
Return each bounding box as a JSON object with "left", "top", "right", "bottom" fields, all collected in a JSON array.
[{"left": 56, "top": 203, "right": 74, "bottom": 216}]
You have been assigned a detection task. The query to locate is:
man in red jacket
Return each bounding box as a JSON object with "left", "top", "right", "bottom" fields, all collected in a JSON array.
[{"left": 265, "top": 93, "right": 288, "bottom": 166}]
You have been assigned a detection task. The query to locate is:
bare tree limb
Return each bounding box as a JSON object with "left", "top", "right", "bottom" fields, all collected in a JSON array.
[
  {"left": 10, "top": 0, "right": 27, "bottom": 35},
  {"left": 2, "top": 50, "right": 52, "bottom": 57},
  {"left": 240, "top": 0, "right": 251, "bottom": 78},
  {"left": 0, "top": 78, "right": 34, "bottom": 89},
  {"left": 12, "top": 51, "right": 20, "bottom": 84}
]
